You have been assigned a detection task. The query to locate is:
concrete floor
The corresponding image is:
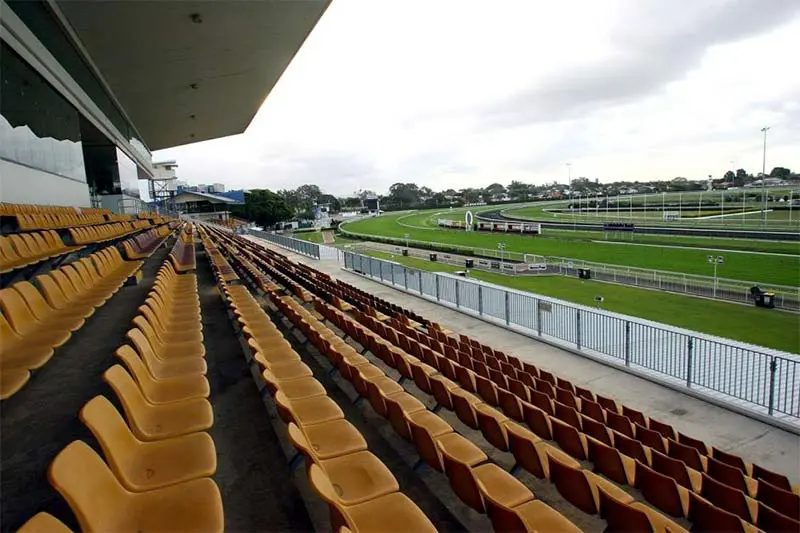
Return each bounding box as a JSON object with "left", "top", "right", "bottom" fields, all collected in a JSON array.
[{"left": 249, "top": 238, "right": 800, "bottom": 486}]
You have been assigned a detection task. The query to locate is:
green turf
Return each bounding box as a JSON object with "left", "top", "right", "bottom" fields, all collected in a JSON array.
[
  {"left": 363, "top": 249, "right": 800, "bottom": 353},
  {"left": 344, "top": 212, "right": 800, "bottom": 286},
  {"left": 292, "top": 231, "right": 324, "bottom": 243}
]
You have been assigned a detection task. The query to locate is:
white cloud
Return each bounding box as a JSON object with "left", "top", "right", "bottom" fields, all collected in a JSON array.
[{"left": 153, "top": 0, "right": 800, "bottom": 196}]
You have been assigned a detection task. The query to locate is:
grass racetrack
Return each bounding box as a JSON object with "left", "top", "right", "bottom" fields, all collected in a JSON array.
[{"left": 343, "top": 210, "right": 800, "bottom": 286}]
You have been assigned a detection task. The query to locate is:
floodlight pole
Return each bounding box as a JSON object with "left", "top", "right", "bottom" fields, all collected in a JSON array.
[{"left": 761, "top": 127, "right": 770, "bottom": 227}]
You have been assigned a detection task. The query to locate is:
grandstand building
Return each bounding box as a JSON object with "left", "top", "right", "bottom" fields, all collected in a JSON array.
[{"left": 1, "top": 1, "right": 327, "bottom": 212}]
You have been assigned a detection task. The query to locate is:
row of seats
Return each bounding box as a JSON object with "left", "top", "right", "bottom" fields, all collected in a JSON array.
[
  {"left": 204, "top": 244, "right": 438, "bottom": 533},
  {"left": 248, "top": 232, "right": 798, "bottom": 499},
  {"left": 203, "top": 227, "right": 589, "bottom": 532},
  {"left": 1, "top": 245, "right": 143, "bottom": 399},
  {"left": 68, "top": 220, "right": 151, "bottom": 245},
  {"left": 121, "top": 225, "right": 173, "bottom": 260},
  {"left": 216, "top": 228, "right": 800, "bottom": 533},
  {"left": 17, "top": 259, "right": 221, "bottom": 532},
  {"left": 170, "top": 226, "right": 197, "bottom": 273},
  {"left": 0, "top": 230, "right": 84, "bottom": 274},
  {"left": 0, "top": 202, "right": 110, "bottom": 216}
]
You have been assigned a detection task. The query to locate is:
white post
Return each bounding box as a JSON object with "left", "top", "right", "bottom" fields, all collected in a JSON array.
[
  {"left": 721, "top": 190, "right": 724, "bottom": 227},
  {"left": 790, "top": 190, "right": 794, "bottom": 223},
  {"left": 697, "top": 190, "right": 703, "bottom": 218}
]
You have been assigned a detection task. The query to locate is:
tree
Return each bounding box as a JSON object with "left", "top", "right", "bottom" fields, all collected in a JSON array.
[
  {"left": 277, "top": 188, "right": 301, "bottom": 212},
  {"left": 232, "top": 189, "right": 291, "bottom": 228},
  {"left": 342, "top": 197, "right": 361, "bottom": 209},
  {"left": 318, "top": 193, "right": 341, "bottom": 213},
  {"left": 484, "top": 182, "right": 506, "bottom": 199},
  {"left": 507, "top": 181, "right": 533, "bottom": 201},
  {"left": 724, "top": 170, "right": 735, "bottom": 182},
  {"left": 770, "top": 167, "right": 791, "bottom": 178},
  {"left": 387, "top": 183, "right": 421, "bottom": 209}
]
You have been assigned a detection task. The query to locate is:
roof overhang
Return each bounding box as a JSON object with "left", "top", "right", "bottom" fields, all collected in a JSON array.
[
  {"left": 173, "top": 190, "right": 238, "bottom": 204},
  {"left": 54, "top": 0, "right": 330, "bottom": 151}
]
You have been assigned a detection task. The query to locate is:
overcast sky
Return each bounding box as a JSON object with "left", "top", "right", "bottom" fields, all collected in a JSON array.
[{"left": 152, "top": 0, "right": 800, "bottom": 197}]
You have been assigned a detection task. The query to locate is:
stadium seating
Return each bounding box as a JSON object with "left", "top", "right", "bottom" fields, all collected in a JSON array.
[
  {"left": 0, "top": 230, "right": 84, "bottom": 274},
  {"left": 205, "top": 225, "right": 799, "bottom": 533},
  {"left": 16, "top": 252, "right": 222, "bottom": 531},
  {"left": 121, "top": 225, "right": 172, "bottom": 259}
]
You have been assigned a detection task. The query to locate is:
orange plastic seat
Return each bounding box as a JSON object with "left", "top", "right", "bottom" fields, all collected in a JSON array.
[
  {"left": 292, "top": 419, "right": 368, "bottom": 460},
  {"left": 548, "top": 452, "right": 634, "bottom": 514},
  {"left": 80, "top": 396, "right": 216, "bottom": 491},
  {"left": 115, "top": 345, "right": 209, "bottom": 403},
  {"left": 16, "top": 513, "right": 72, "bottom": 533},
  {"left": 406, "top": 410, "right": 455, "bottom": 472},
  {"left": 48, "top": 441, "right": 223, "bottom": 532},
  {"left": 308, "top": 464, "right": 436, "bottom": 533},
  {"left": 104, "top": 365, "right": 213, "bottom": 441},
  {"left": 275, "top": 391, "right": 344, "bottom": 427}
]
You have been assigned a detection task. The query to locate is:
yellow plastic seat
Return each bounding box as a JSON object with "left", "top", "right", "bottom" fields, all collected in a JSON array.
[
  {"left": 275, "top": 390, "right": 344, "bottom": 426},
  {"left": 80, "top": 396, "right": 216, "bottom": 491},
  {"left": 292, "top": 419, "right": 368, "bottom": 460},
  {"left": 12, "top": 281, "right": 85, "bottom": 332},
  {"left": 17, "top": 512, "right": 72, "bottom": 533},
  {"left": 136, "top": 305, "right": 203, "bottom": 344},
  {"left": 127, "top": 329, "right": 206, "bottom": 377},
  {"left": 0, "top": 289, "right": 72, "bottom": 350},
  {"left": 132, "top": 318, "right": 206, "bottom": 360},
  {"left": 0, "top": 313, "right": 54, "bottom": 370},
  {"left": 115, "top": 345, "right": 209, "bottom": 403},
  {"left": 49, "top": 441, "right": 223, "bottom": 532},
  {"left": 34, "top": 273, "right": 95, "bottom": 318},
  {"left": 262, "top": 370, "right": 324, "bottom": 400},
  {"left": 508, "top": 499, "right": 582, "bottom": 533},
  {"left": 104, "top": 365, "right": 213, "bottom": 441},
  {"left": 289, "top": 423, "right": 399, "bottom": 505},
  {"left": 308, "top": 464, "right": 437, "bottom": 533},
  {"left": 0, "top": 368, "right": 31, "bottom": 400},
  {"left": 406, "top": 410, "right": 456, "bottom": 472},
  {"left": 51, "top": 268, "right": 107, "bottom": 307}
]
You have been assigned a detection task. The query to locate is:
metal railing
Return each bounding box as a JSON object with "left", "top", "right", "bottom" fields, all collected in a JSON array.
[
  {"left": 338, "top": 228, "right": 800, "bottom": 310},
  {"left": 248, "top": 230, "right": 321, "bottom": 259},
  {"left": 342, "top": 251, "right": 800, "bottom": 428}
]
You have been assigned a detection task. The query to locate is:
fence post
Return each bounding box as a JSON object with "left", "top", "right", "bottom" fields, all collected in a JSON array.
[
  {"left": 380, "top": 261, "right": 385, "bottom": 281},
  {"left": 404, "top": 268, "right": 408, "bottom": 290},
  {"left": 455, "top": 280, "right": 460, "bottom": 308},
  {"left": 504, "top": 291, "right": 510, "bottom": 325},
  {"left": 418, "top": 271, "right": 423, "bottom": 295},
  {"left": 624, "top": 321, "right": 631, "bottom": 367},
  {"left": 575, "top": 309, "right": 581, "bottom": 350},
  {"left": 536, "top": 299, "right": 542, "bottom": 336},
  {"left": 435, "top": 275, "right": 440, "bottom": 301},
  {"left": 767, "top": 358, "right": 778, "bottom": 415},
  {"left": 478, "top": 285, "right": 483, "bottom": 316},
  {"left": 686, "top": 337, "right": 694, "bottom": 388}
]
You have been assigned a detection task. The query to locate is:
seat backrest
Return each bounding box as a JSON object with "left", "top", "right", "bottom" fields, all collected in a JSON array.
[
  {"left": 547, "top": 452, "right": 595, "bottom": 514},
  {"left": 48, "top": 440, "right": 127, "bottom": 531},
  {"left": 751, "top": 464, "right": 791, "bottom": 492},
  {"left": 437, "top": 435, "right": 487, "bottom": 512},
  {"left": 51, "top": 268, "right": 81, "bottom": 298},
  {"left": 0, "top": 236, "right": 22, "bottom": 261},
  {"left": 79, "top": 396, "right": 138, "bottom": 471},
  {"left": 17, "top": 512, "right": 72, "bottom": 533},
  {"left": 598, "top": 487, "right": 653, "bottom": 532},
  {"left": 651, "top": 449, "right": 693, "bottom": 489},
  {"left": 756, "top": 478, "right": 799, "bottom": 520},
  {"left": 551, "top": 417, "right": 586, "bottom": 460},
  {"left": 707, "top": 456, "right": 748, "bottom": 493},
  {"left": 668, "top": 439, "right": 704, "bottom": 471},
  {"left": 114, "top": 345, "right": 158, "bottom": 391},
  {"left": 647, "top": 418, "right": 676, "bottom": 441},
  {"left": 0, "top": 313, "right": 23, "bottom": 343},
  {"left": 0, "top": 287, "right": 39, "bottom": 336},
  {"left": 103, "top": 365, "right": 149, "bottom": 423},
  {"left": 635, "top": 423, "right": 666, "bottom": 454},
  {"left": 614, "top": 432, "right": 648, "bottom": 463},
  {"left": 635, "top": 461, "right": 685, "bottom": 518},
  {"left": 588, "top": 439, "right": 628, "bottom": 486},
  {"left": 606, "top": 411, "right": 634, "bottom": 437},
  {"left": 12, "top": 281, "right": 54, "bottom": 322},
  {"left": 307, "top": 464, "right": 351, "bottom": 531},
  {"left": 581, "top": 415, "right": 611, "bottom": 445},
  {"left": 757, "top": 501, "right": 800, "bottom": 533},
  {"left": 35, "top": 274, "right": 70, "bottom": 310},
  {"left": 700, "top": 473, "right": 751, "bottom": 522},
  {"left": 687, "top": 492, "right": 745, "bottom": 533}
]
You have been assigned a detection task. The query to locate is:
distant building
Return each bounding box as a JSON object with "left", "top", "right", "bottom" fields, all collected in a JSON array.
[{"left": 209, "top": 183, "right": 226, "bottom": 193}]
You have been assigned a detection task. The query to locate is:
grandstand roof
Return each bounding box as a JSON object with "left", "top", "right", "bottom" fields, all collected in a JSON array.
[
  {"left": 54, "top": 1, "right": 330, "bottom": 150},
  {"left": 173, "top": 190, "right": 240, "bottom": 205}
]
